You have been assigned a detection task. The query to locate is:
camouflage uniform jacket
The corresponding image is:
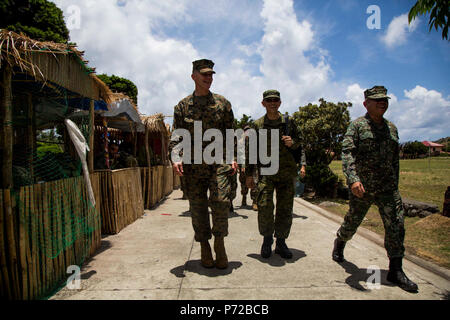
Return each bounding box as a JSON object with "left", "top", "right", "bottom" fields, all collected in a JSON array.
[
  {"left": 342, "top": 113, "right": 400, "bottom": 194},
  {"left": 169, "top": 91, "right": 235, "bottom": 171},
  {"left": 246, "top": 113, "right": 306, "bottom": 178}
]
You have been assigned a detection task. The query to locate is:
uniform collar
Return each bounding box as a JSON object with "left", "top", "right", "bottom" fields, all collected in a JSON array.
[
  {"left": 189, "top": 91, "right": 215, "bottom": 106},
  {"left": 263, "top": 111, "right": 283, "bottom": 124},
  {"left": 364, "top": 112, "right": 387, "bottom": 127}
]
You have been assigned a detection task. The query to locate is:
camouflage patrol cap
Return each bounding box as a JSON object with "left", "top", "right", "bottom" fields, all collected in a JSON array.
[
  {"left": 263, "top": 90, "right": 280, "bottom": 100},
  {"left": 192, "top": 59, "right": 216, "bottom": 74},
  {"left": 364, "top": 85, "right": 391, "bottom": 100}
]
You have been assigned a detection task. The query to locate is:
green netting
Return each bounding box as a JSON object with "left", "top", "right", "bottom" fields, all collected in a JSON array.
[{"left": 4, "top": 78, "right": 101, "bottom": 299}]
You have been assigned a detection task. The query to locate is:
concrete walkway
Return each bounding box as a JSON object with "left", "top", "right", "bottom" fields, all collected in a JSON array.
[{"left": 51, "top": 188, "right": 450, "bottom": 300}]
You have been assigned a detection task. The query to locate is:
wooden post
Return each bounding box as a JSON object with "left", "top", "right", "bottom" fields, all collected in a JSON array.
[
  {"left": 27, "top": 93, "right": 34, "bottom": 182},
  {"left": 88, "top": 100, "right": 95, "bottom": 173},
  {"left": 103, "top": 118, "right": 110, "bottom": 169},
  {"left": 145, "top": 127, "right": 151, "bottom": 168},
  {"left": 133, "top": 124, "right": 137, "bottom": 157},
  {"left": 1, "top": 64, "right": 13, "bottom": 189}
]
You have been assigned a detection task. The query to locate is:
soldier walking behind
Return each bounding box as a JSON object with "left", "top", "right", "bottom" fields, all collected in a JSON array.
[
  {"left": 332, "top": 85, "right": 418, "bottom": 293},
  {"left": 238, "top": 125, "right": 258, "bottom": 208},
  {"left": 169, "top": 59, "right": 238, "bottom": 269},
  {"left": 246, "top": 90, "right": 306, "bottom": 259}
]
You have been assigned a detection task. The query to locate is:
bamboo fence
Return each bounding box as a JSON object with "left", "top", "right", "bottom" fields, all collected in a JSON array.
[
  {"left": 163, "top": 165, "right": 173, "bottom": 197},
  {"left": 173, "top": 171, "right": 181, "bottom": 190},
  {"left": 0, "top": 175, "right": 101, "bottom": 300},
  {"left": 95, "top": 168, "right": 144, "bottom": 234}
]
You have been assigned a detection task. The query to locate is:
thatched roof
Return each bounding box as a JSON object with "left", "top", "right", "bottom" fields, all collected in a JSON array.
[
  {"left": 0, "top": 29, "right": 112, "bottom": 102},
  {"left": 141, "top": 114, "right": 168, "bottom": 135},
  {"left": 107, "top": 92, "right": 138, "bottom": 112}
]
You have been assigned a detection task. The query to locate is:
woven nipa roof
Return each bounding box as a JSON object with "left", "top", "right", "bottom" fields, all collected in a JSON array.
[
  {"left": 141, "top": 113, "right": 168, "bottom": 135},
  {"left": 0, "top": 29, "right": 112, "bottom": 102}
]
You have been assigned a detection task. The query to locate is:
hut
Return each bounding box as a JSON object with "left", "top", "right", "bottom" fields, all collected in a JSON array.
[
  {"left": 140, "top": 114, "right": 174, "bottom": 208},
  {"left": 422, "top": 141, "right": 445, "bottom": 156},
  {"left": 92, "top": 93, "right": 145, "bottom": 235},
  {"left": 0, "top": 30, "right": 110, "bottom": 299}
]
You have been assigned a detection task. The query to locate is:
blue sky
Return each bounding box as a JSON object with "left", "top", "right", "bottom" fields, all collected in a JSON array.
[{"left": 53, "top": 0, "right": 449, "bottom": 142}]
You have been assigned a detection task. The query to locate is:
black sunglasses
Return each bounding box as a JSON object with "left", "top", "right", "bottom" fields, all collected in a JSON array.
[{"left": 264, "top": 98, "right": 280, "bottom": 103}]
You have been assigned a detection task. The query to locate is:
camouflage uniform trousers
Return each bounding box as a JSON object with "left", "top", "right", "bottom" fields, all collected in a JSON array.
[
  {"left": 256, "top": 173, "right": 296, "bottom": 239},
  {"left": 238, "top": 169, "right": 257, "bottom": 201},
  {"left": 231, "top": 170, "right": 237, "bottom": 201},
  {"left": 184, "top": 164, "right": 234, "bottom": 242},
  {"left": 180, "top": 175, "right": 186, "bottom": 193},
  {"left": 337, "top": 190, "right": 405, "bottom": 258}
]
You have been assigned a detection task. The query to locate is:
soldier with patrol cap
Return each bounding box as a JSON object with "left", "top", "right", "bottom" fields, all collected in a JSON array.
[
  {"left": 332, "top": 85, "right": 418, "bottom": 293},
  {"left": 169, "top": 59, "right": 238, "bottom": 269},
  {"left": 246, "top": 90, "right": 306, "bottom": 259}
]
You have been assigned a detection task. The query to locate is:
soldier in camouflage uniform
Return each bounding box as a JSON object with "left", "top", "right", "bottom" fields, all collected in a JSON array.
[
  {"left": 169, "top": 59, "right": 238, "bottom": 269},
  {"left": 332, "top": 85, "right": 418, "bottom": 292},
  {"left": 238, "top": 125, "right": 258, "bottom": 208},
  {"left": 245, "top": 90, "right": 306, "bottom": 259}
]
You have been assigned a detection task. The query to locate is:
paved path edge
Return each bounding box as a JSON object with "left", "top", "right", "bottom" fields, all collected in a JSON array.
[{"left": 294, "top": 197, "right": 450, "bottom": 282}]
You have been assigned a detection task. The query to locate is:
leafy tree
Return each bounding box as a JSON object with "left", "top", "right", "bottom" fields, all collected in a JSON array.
[
  {"left": 401, "top": 141, "right": 428, "bottom": 158},
  {"left": 291, "top": 98, "right": 351, "bottom": 197},
  {"left": 292, "top": 98, "right": 351, "bottom": 165},
  {"left": 408, "top": 0, "right": 449, "bottom": 40},
  {"left": 97, "top": 74, "right": 138, "bottom": 105},
  {"left": 0, "top": 0, "right": 70, "bottom": 43},
  {"left": 234, "top": 114, "right": 255, "bottom": 129}
]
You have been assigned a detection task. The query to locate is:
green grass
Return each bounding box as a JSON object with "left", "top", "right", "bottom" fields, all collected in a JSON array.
[
  {"left": 330, "top": 157, "right": 450, "bottom": 211},
  {"left": 318, "top": 157, "right": 450, "bottom": 268}
]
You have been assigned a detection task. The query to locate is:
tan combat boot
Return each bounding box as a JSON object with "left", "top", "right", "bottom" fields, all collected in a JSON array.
[
  {"left": 200, "top": 240, "right": 214, "bottom": 268},
  {"left": 214, "top": 237, "right": 228, "bottom": 269}
]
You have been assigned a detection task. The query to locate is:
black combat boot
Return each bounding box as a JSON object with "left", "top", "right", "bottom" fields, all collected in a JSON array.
[
  {"left": 241, "top": 195, "right": 247, "bottom": 207},
  {"left": 275, "top": 238, "right": 293, "bottom": 259},
  {"left": 387, "top": 257, "right": 418, "bottom": 292},
  {"left": 261, "top": 235, "right": 273, "bottom": 258},
  {"left": 332, "top": 238, "right": 346, "bottom": 262}
]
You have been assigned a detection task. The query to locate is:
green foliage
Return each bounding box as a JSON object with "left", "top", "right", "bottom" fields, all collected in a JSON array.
[
  {"left": 292, "top": 98, "right": 351, "bottom": 165},
  {"left": 36, "top": 142, "right": 63, "bottom": 159},
  {"left": 0, "top": 0, "right": 70, "bottom": 43},
  {"left": 408, "top": 0, "right": 449, "bottom": 40},
  {"left": 97, "top": 74, "right": 138, "bottom": 105},
  {"left": 401, "top": 141, "right": 428, "bottom": 158},
  {"left": 234, "top": 114, "right": 255, "bottom": 129},
  {"left": 292, "top": 98, "right": 351, "bottom": 197},
  {"left": 434, "top": 136, "right": 450, "bottom": 152},
  {"left": 304, "top": 163, "right": 339, "bottom": 197}
]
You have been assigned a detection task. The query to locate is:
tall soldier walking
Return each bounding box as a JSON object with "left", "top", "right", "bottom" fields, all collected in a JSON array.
[
  {"left": 332, "top": 85, "right": 418, "bottom": 292},
  {"left": 169, "top": 59, "right": 238, "bottom": 269}
]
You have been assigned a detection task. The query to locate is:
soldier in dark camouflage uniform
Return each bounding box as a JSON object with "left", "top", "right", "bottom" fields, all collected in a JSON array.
[
  {"left": 332, "top": 85, "right": 418, "bottom": 292},
  {"left": 169, "top": 59, "right": 237, "bottom": 269},
  {"left": 238, "top": 126, "right": 257, "bottom": 208},
  {"left": 245, "top": 90, "right": 306, "bottom": 259}
]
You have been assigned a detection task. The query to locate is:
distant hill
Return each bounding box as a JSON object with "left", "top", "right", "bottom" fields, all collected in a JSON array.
[
  {"left": 434, "top": 137, "right": 450, "bottom": 145},
  {"left": 434, "top": 137, "right": 449, "bottom": 152}
]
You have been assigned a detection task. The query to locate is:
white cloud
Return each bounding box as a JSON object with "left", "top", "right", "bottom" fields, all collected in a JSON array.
[
  {"left": 381, "top": 13, "right": 419, "bottom": 48},
  {"left": 389, "top": 86, "right": 450, "bottom": 142},
  {"left": 50, "top": 1, "right": 448, "bottom": 143},
  {"left": 345, "top": 83, "right": 365, "bottom": 118},
  {"left": 217, "top": 0, "right": 332, "bottom": 119},
  {"left": 52, "top": 0, "right": 332, "bottom": 121},
  {"left": 346, "top": 83, "right": 450, "bottom": 141},
  {"left": 53, "top": 0, "right": 198, "bottom": 117}
]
